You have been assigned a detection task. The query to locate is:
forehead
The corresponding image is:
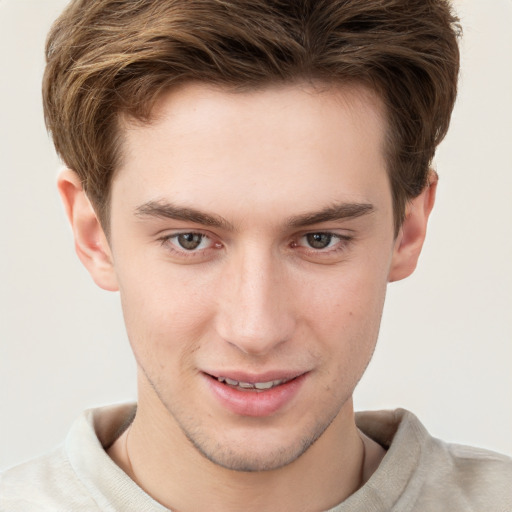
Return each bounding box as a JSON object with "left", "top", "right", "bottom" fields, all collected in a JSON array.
[{"left": 113, "top": 82, "right": 391, "bottom": 225}]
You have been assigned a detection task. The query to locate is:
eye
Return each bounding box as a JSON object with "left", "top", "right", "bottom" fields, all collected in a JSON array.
[
  {"left": 166, "top": 232, "right": 212, "bottom": 251},
  {"left": 290, "top": 231, "right": 354, "bottom": 261},
  {"left": 304, "top": 233, "right": 335, "bottom": 250},
  {"left": 299, "top": 232, "right": 345, "bottom": 250},
  {"left": 176, "top": 233, "right": 205, "bottom": 250},
  {"left": 157, "top": 230, "right": 223, "bottom": 262}
]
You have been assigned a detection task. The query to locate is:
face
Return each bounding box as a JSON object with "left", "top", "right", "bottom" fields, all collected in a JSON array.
[{"left": 106, "top": 82, "right": 398, "bottom": 471}]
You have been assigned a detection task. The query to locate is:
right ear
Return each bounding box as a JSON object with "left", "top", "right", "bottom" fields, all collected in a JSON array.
[{"left": 57, "top": 169, "right": 119, "bottom": 292}]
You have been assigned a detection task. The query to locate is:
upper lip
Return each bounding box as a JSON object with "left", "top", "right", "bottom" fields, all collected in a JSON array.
[{"left": 203, "top": 370, "right": 307, "bottom": 384}]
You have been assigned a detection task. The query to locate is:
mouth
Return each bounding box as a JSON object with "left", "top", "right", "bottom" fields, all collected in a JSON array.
[
  {"left": 204, "top": 371, "right": 308, "bottom": 416},
  {"left": 212, "top": 375, "right": 294, "bottom": 391}
]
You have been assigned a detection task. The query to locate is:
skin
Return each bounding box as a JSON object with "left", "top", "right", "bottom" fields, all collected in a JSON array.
[{"left": 59, "top": 82, "right": 436, "bottom": 512}]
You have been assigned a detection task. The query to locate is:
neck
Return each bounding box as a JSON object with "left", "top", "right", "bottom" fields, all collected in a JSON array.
[{"left": 109, "top": 392, "right": 367, "bottom": 512}]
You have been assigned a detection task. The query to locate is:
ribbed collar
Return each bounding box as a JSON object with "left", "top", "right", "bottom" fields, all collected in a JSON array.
[
  {"left": 66, "top": 403, "right": 169, "bottom": 511},
  {"left": 329, "top": 409, "right": 432, "bottom": 512}
]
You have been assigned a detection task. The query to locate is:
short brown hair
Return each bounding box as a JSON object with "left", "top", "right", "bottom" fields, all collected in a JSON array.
[{"left": 43, "top": 0, "right": 461, "bottom": 234}]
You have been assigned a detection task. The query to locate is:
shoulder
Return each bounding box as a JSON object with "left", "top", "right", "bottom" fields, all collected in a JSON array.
[
  {"left": 355, "top": 409, "right": 512, "bottom": 511},
  {"left": 0, "top": 446, "right": 98, "bottom": 511},
  {"left": 424, "top": 440, "right": 512, "bottom": 509},
  {"left": 0, "top": 404, "right": 135, "bottom": 511},
  {"left": 0, "top": 403, "right": 154, "bottom": 512}
]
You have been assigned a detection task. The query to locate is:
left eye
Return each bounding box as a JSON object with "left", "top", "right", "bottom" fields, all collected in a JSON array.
[
  {"left": 170, "top": 233, "right": 210, "bottom": 251},
  {"left": 301, "top": 232, "right": 338, "bottom": 250}
]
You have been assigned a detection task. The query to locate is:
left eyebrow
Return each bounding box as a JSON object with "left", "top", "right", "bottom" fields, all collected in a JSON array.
[{"left": 286, "top": 202, "right": 375, "bottom": 228}]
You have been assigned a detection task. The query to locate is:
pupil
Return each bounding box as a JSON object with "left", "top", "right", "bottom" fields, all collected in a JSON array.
[
  {"left": 307, "top": 233, "right": 331, "bottom": 249},
  {"left": 178, "top": 233, "right": 202, "bottom": 250}
]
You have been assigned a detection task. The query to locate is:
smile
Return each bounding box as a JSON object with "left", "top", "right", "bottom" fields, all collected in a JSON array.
[
  {"left": 216, "top": 376, "right": 291, "bottom": 391},
  {"left": 205, "top": 371, "right": 307, "bottom": 416}
]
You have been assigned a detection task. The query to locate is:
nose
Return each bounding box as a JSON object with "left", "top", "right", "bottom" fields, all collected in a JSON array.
[{"left": 214, "top": 245, "right": 296, "bottom": 356}]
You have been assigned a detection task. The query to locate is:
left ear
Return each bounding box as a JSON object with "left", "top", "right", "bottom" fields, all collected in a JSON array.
[{"left": 388, "top": 170, "right": 438, "bottom": 282}]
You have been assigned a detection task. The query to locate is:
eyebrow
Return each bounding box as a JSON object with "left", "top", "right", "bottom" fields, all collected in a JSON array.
[
  {"left": 135, "top": 200, "right": 236, "bottom": 230},
  {"left": 286, "top": 202, "right": 375, "bottom": 228},
  {"left": 134, "top": 200, "right": 374, "bottom": 230}
]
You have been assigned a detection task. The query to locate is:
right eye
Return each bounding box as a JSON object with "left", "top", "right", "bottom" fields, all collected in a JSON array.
[
  {"left": 157, "top": 230, "right": 224, "bottom": 263},
  {"left": 161, "top": 232, "right": 214, "bottom": 252},
  {"left": 171, "top": 233, "right": 209, "bottom": 251}
]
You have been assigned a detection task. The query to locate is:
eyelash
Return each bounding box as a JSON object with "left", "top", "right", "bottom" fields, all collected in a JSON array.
[
  {"left": 157, "top": 231, "right": 353, "bottom": 260},
  {"left": 158, "top": 232, "right": 220, "bottom": 259},
  {"left": 293, "top": 232, "right": 352, "bottom": 253}
]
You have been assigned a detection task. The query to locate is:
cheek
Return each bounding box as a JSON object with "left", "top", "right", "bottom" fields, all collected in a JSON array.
[
  {"left": 302, "top": 258, "right": 388, "bottom": 327},
  {"left": 299, "top": 263, "right": 388, "bottom": 372},
  {"left": 116, "top": 260, "right": 216, "bottom": 364}
]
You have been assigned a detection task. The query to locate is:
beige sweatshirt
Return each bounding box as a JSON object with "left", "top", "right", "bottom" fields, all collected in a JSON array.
[{"left": 1, "top": 404, "right": 511, "bottom": 511}]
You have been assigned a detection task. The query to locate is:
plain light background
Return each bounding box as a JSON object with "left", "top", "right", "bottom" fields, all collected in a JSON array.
[{"left": 1, "top": 0, "right": 511, "bottom": 472}]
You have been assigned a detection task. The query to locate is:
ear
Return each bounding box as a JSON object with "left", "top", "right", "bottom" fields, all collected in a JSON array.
[
  {"left": 58, "top": 169, "right": 119, "bottom": 291},
  {"left": 388, "top": 171, "right": 438, "bottom": 282}
]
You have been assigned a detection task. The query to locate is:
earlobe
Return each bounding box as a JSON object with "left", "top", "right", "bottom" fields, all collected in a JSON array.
[
  {"left": 388, "top": 171, "right": 438, "bottom": 283},
  {"left": 57, "top": 169, "right": 119, "bottom": 292}
]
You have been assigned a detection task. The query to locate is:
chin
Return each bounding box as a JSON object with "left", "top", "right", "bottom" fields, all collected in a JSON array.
[
  {"left": 178, "top": 414, "right": 337, "bottom": 473},
  {"left": 190, "top": 438, "right": 311, "bottom": 473}
]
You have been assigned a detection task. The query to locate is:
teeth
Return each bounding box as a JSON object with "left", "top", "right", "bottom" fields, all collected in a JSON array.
[
  {"left": 238, "top": 381, "right": 255, "bottom": 389},
  {"left": 254, "top": 381, "right": 275, "bottom": 390},
  {"left": 217, "top": 376, "right": 287, "bottom": 390}
]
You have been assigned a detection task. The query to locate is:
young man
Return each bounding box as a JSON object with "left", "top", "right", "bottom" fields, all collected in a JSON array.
[{"left": 1, "top": 0, "right": 511, "bottom": 510}]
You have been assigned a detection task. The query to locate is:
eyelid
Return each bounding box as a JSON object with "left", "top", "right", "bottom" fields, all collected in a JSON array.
[
  {"left": 157, "top": 229, "right": 222, "bottom": 259},
  {"left": 292, "top": 230, "right": 355, "bottom": 258},
  {"left": 157, "top": 228, "right": 215, "bottom": 242},
  {"left": 295, "top": 230, "right": 353, "bottom": 244},
  {"left": 167, "top": 232, "right": 211, "bottom": 250}
]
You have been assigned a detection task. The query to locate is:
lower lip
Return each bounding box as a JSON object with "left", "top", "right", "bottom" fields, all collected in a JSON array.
[{"left": 205, "top": 374, "right": 307, "bottom": 417}]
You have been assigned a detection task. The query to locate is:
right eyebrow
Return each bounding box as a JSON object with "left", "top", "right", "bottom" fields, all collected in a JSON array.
[{"left": 134, "top": 200, "right": 236, "bottom": 231}]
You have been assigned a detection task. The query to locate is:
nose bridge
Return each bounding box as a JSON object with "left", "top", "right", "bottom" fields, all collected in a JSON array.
[{"left": 215, "top": 243, "right": 294, "bottom": 355}]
